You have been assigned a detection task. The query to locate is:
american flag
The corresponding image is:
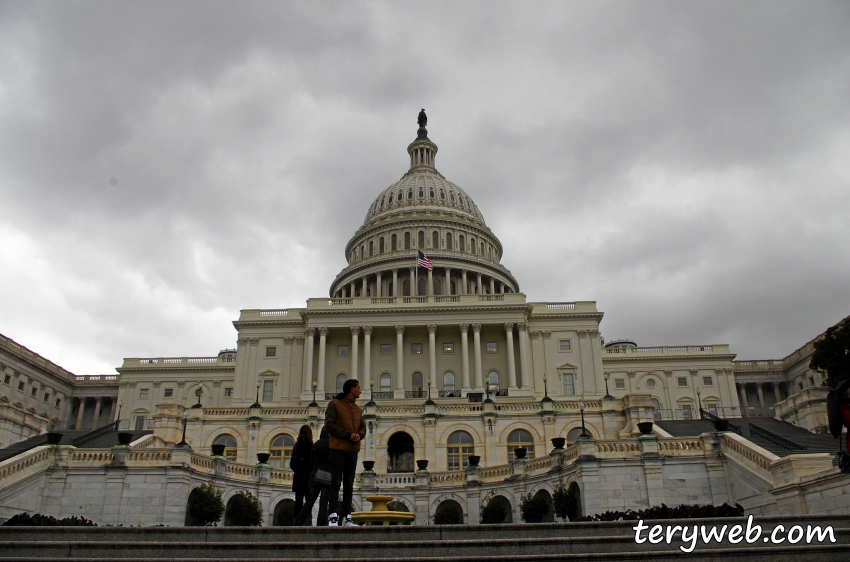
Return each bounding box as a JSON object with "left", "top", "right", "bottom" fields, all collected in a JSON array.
[{"left": 417, "top": 250, "right": 433, "bottom": 271}]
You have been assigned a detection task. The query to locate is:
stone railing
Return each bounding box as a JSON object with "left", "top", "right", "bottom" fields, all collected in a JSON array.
[
  {"left": 603, "top": 345, "right": 727, "bottom": 356},
  {"left": 430, "top": 472, "right": 467, "bottom": 484},
  {"left": 0, "top": 446, "right": 52, "bottom": 486},
  {"left": 68, "top": 451, "right": 113, "bottom": 465},
  {"left": 657, "top": 438, "right": 704, "bottom": 455},
  {"left": 306, "top": 293, "right": 528, "bottom": 310},
  {"left": 597, "top": 441, "right": 642, "bottom": 456},
  {"left": 75, "top": 374, "right": 119, "bottom": 382},
  {"left": 122, "top": 355, "right": 237, "bottom": 369},
  {"left": 376, "top": 474, "right": 415, "bottom": 486},
  {"left": 720, "top": 432, "right": 779, "bottom": 482},
  {"left": 733, "top": 359, "right": 785, "bottom": 371},
  {"left": 476, "top": 466, "right": 512, "bottom": 480}
]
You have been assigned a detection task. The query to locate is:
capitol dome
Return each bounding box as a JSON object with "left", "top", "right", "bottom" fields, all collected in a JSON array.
[{"left": 329, "top": 111, "right": 520, "bottom": 298}]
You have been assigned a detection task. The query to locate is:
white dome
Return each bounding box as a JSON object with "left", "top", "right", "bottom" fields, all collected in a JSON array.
[{"left": 364, "top": 172, "right": 486, "bottom": 226}]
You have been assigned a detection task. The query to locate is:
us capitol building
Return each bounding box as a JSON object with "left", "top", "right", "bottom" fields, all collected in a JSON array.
[{"left": 1, "top": 113, "right": 847, "bottom": 526}]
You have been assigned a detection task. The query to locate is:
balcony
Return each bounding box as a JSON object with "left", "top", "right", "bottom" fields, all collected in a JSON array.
[
  {"left": 602, "top": 344, "right": 731, "bottom": 357},
  {"left": 119, "top": 355, "right": 237, "bottom": 370}
]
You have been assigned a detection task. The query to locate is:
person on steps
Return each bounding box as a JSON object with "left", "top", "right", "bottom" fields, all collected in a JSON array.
[
  {"left": 289, "top": 424, "right": 313, "bottom": 516},
  {"left": 293, "top": 426, "right": 332, "bottom": 526},
  {"left": 325, "top": 379, "right": 366, "bottom": 527}
]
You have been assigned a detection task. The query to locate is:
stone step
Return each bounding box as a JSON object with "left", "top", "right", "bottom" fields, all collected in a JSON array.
[{"left": 0, "top": 517, "right": 847, "bottom": 560}]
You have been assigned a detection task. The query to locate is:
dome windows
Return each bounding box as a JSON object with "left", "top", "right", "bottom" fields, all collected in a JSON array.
[
  {"left": 379, "top": 237, "right": 385, "bottom": 253},
  {"left": 419, "top": 188, "right": 424, "bottom": 198},
  {"left": 418, "top": 231, "right": 425, "bottom": 248},
  {"left": 440, "top": 190, "right": 445, "bottom": 200},
  {"left": 432, "top": 231, "right": 439, "bottom": 249},
  {"left": 429, "top": 188, "right": 435, "bottom": 199},
  {"left": 397, "top": 192, "right": 403, "bottom": 202},
  {"left": 458, "top": 234, "right": 465, "bottom": 253},
  {"left": 446, "top": 232, "right": 453, "bottom": 250},
  {"left": 391, "top": 234, "right": 398, "bottom": 251},
  {"left": 449, "top": 192, "right": 455, "bottom": 202},
  {"left": 407, "top": 189, "right": 413, "bottom": 200},
  {"left": 404, "top": 232, "right": 411, "bottom": 250}
]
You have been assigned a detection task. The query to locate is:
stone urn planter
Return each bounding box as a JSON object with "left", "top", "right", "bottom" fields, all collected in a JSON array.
[
  {"left": 550, "top": 437, "right": 566, "bottom": 450},
  {"left": 117, "top": 432, "right": 134, "bottom": 445},
  {"left": 637, "top": 422, "right": 654, "bottom": 435},
  {"left": 416, "top": 459, "right": 429, "bottom": 470},
  {"left": 46, "top": 432, "right": 63, "bottom": 445},
  {"left": 713, "top": 419, "right": 730, "bottom": 432},
  {"left": 256, "top": 453, "right": 270, "bottom": 464},
  {"left": 513, "top": 447, "right": 527, "bottom": 459},
  {"left": 211, "top": 443, "right": 226, "bottom": 457},
  {"left": 362, "top": 460, "right": 375, "bottom": 471},
  {"left": 467, "top": 455, "right": 481, "bottom": 467}
]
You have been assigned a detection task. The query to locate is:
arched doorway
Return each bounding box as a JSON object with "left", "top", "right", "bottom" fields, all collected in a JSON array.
[
  {"left": 387, "top": 432, "right": 414, "bottom": 473},
  {"left": 566, "top": 482, "right": 582, "bottom": 521},
  {"left": 273, "top": 498, "right": 296, "bottom": 526},
  {"left": 433, "top": 499, "right": 463, "bottom": 524},
  {"left": 481, "top": 494, "right": 513, "bottom": 523},
  {"left": 533, "top": 489, "right": 555, "bottom": 522}
]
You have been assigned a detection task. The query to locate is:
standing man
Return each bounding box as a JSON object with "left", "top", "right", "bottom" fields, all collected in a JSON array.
[{"left": 325, "top": 378, "right": 366, "bottom": 526}]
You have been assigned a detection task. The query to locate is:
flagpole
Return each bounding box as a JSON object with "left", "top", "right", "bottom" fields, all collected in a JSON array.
[{"left": 415, "top": 251, "right": 419, "bottom": 297}]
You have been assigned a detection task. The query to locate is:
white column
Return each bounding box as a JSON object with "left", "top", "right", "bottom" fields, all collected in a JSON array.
[
  {"left": 505, "top": 323, "right": 518, "bottom": 391},
  {"left": 460, "top": 323, "right": 471, "bottom": 393},
  {"left": 427, "top": 269, "right": 433, "bottom": 296},
  {"left": 376, "top": 272, "right": 382, "bottom": 297},
  {"left": 362, "top": 276, "right": 367, "bottom": 297},
  {"left": 428, "top": 324, "right": 437, "bottom": 394},
  {"left": 445, "top": 267, "right": 451, "bottom": 295},
  {"left": 93, "top": 397, "right": 103, "bottom": 425},
  {"left": 395, "top": 325, "right": 405, "bottom": 398},
  {"left": 756, "top": 382, "right": 766, "bottom": 411},
  {"left": 489, "top": 277, "right": 495, "bottom": 294},
  {"left": 409, "top": 267, "right": 415, "bottom": 296},
  {"left": 477, "top": 273, "right": 482, "bottom": 294},
  {"left": 461, "top": 270, "right": 468, "bottom": 295},
  {"left": 317, "top": 327, "right": 328, "bottom": 397},
  {"left": 772, "top": 382, "right": 782, "bottom": 404},
  {"left": 363, "top": 326, "right": 372, "bottom": 387},
  {"left": 472, "top": 323, "right": 484, "bottom": 391},
  {"left": 517, "top": 322, "right": 530, "bottom": 389},
  {"left": 351, "top": 326, "right": 360, "bottom": 380},
  {"left": 75, "top": 398, "right": 86, "bottom": 429},
  {"left": 392, "top": 269, "right": 398, "bottom": 297},
  {"left": 302, "top": 327, "right": 315, "bottom": 393}
]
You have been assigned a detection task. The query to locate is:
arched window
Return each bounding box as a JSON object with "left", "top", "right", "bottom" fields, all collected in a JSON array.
[
  {"left": 361, "top": 245, "right": 365, "bottom": 259},
  {"left": 480, "top": 242, "right": 484, "bottom": 255},
  {"left": 336, "top": 374, "right": 346, "bottom": 395},
  {"left": 443, "top": 371, "right": 455, "bottom": 391},
  {"left": 651, "top": 398, "right": 661, "bottom": 421},
  {"left": 418, "top": 231, "right": 425, "bottom": 248},
  {"left": 387, "top": 432, "right": 414, "bottom": 472},
  {"left": 270, "top": 434, "right": 295, "bottom": 468},
  {"left": 446, "top": 232, "right": 453, "bottom": 250},
  {"left": 566, "top": 427, "right": 585, "bottom": 444},
  {"left": 380, "top": 373, "right": 391, "bottom": 393},
  {"left": 369, "top": 241, "right": 374, "bottom": 257},
  {"left": 488, "top": 370, "right": 500, "bottom": 392},
  {"left": 439, "top": 190, "right": 445, "bottom": 200},
  {"left": 447, "top": 431, "right": 474, "bottom": 470},
  {"left": 459, "top": 234, "right": 465, "bottom": 253},
  {"left": 404, "top": 232, "right": 411, "bottom": 250},
  {"left": 507, "top": 429, "right": 534, "bottom": 460},
  {"left": 214, "top": 434, "right": 238, "bottom": 461},
  {"left": 407, "top": 189, "right": 413, "bottom": 200},
  {"left": 418, "top": 188, "right": 424, "bottom": 198},
  {"left": 470, "top": 238, "right": 476, "bottom": 254},
  {"left": 432, "top": 231, "right": 439, "bottom": 248},
  {"left": 397, "top": 191, "right": 402, "bottom": 202},
  {"left": 412, "top": 372, "right": 423, "bottom": 396},
  {"left": 391, "top": 234, "right": 397, "bottom": 251},
  {"left": 403, "top": 279, "right": 410, "bottom": 296},
  {"left": 417, "top": 277, "right": 426, "bottom": 296},
  {"left": 433, "top": 277, "right": 442, "bottom": 295},
  {"left": 379, "top": 237, "right": 385, "bottom": 253},
  {"left": 450, "top": 281, "right": 456, "bottom": 295}
]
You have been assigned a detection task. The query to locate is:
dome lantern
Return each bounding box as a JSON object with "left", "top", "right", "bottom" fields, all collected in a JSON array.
[{"left": 407, "top": 109, "right": 438, "bottom": 172}]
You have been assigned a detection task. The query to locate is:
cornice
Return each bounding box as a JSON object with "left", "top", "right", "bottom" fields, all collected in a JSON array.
[
  {"left": 117, "top": 365, "right": 237, "bottom": 375},
  {"left": 301, "top": 304, "right": 532, "bottom": 318},
  {"left": 601, "top": 354, "right": 737, "bottom": 364},
  {"left": 528, "top": 313, "right": 604, "bottom": 321}
]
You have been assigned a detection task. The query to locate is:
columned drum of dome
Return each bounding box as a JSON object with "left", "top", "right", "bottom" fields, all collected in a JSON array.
[{"left": 330, "top": 111, "right": 520, "bottom": 298}]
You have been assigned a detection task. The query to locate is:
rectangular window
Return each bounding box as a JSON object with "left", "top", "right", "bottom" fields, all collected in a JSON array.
[
  {"left": 411, "top": 343, "right": 423, "bottom": 355},
  {"left": 337, "top": 345, "right": 349, "bottom": 356},
  {"left": 163, "top": 388, "right": 173, "bottom": 398},
  {"left": 486, "top": 341, "right": 498, "bottom": 353},
  {"left": 707, "top": 404, "right": 718, "bottom": 416},
  {"left": 263, "top": 380, "right": 274, "bottom": 401},
  {"left": 442, "top": 342, "right": 454, "bottom": 354},
  {"left": 224, "top": 387, "right": 233, "bottom": 397},
  {"left": 17, "top": 381, "right": 25, "bottom": 392},
  {"left": 55, "top": 398, "right": 62, "bottom": 409},
  {"left": 135, "top": 417, "right": 146, "bottom": 431},
  {"left": 559, "top": 339, "right": 571, "bottom": 351},
  {"left": 43, "top": 393, "right": 50, "bottom": 403},
  {"left": 677, "top": 377, "right": 688, "bottom": 387},
  {"left": 614, "top": 379, "right": 625, "bottom": 389},
  {"left": 681, "top": 405, "right": 693, "bottom": 420},
  {"left": 265, "top": 346, "right": 277, "bottom": 358},
  {"left": 3, "top": 374, "right": 10, "bottom": 385},
  {"left": 702, "top": 376, "right": 713, "bottom": 386},
  {"left": 380, "top": 344, "right": 392, "bottom": 355},
  {"left": 139, "top": 388, "right": 149, "bottom": 398},
  {"left": 563, "top": 373, "right": 575, "bottom": 395},
  {"left": 31, "top": 387, "right": 38, "bottom": 397}
]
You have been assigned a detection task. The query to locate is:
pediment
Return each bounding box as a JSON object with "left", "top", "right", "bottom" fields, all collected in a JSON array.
[
  {"left": 258, "top": 369, "right": 280, "bottom": 377},
  {"left": 556, "top": 361, "right": 579, "bottom": 371}
]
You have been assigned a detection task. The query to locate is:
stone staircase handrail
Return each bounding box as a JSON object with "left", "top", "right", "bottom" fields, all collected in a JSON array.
[{"left": 749, "top": 422, "right": 807, "bottom": 451}]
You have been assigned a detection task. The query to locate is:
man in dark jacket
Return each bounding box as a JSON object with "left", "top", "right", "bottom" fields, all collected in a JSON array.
[
  {"left": 293, "top": 426, "right": 331, "bottom": 526},
  {"left": 325, "top": 379, "right": 366, "bottom": 527}
]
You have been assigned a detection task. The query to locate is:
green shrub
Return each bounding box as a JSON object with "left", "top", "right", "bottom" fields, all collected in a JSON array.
[
  {"left": 185, "top": 483, "right": 224, "bottom": 527},
  {"left": 480, "top": 497, "right": 507, "bottom": 524},
  {"left": 519, "top": 491, "right": 550, "bottom": 523},
  {"left": 387, "top": 500, "right": 409, "bottom": 512},
  {"left": 552, "top": 484, "right": 580, "bottom": 521},
  {"left": 224, "top": 490, "right": 264, "bottom": 526}
]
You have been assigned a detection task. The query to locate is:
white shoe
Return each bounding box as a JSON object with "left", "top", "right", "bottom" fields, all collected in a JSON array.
[
  {"left": 343, "top": 514, "right": 359, "bottom": 527},
  {"left": 328, "top": 513, "right": 339, "bottom": 526}
]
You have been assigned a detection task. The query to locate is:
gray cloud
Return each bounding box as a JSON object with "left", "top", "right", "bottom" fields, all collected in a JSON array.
[{"left": 1, "top": 1, "right": 849, "bottom": 373}]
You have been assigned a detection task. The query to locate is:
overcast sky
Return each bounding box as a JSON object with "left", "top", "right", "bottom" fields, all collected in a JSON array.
[{"left": 1, "top": 1, "right": 849, "bottom": 375}]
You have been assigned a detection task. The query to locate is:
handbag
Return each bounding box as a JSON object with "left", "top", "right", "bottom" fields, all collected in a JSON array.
[{"left": 314, "top": 465, "right": 333, "bottom": 485}]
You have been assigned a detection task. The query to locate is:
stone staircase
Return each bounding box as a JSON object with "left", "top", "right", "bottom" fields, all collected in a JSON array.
[
  {"left": 0, "top": 515, "right": 848, "bottom": 561},
  {"left": 0, "top": 427, "right": 153, "bottom": 462},
  {"left": 657, "top": 417, "right": 841, "bottom": 458}
]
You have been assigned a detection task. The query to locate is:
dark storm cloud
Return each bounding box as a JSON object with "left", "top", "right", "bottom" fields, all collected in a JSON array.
[{"left": 1, "top": 1, "right": 848, "bottom": 372}]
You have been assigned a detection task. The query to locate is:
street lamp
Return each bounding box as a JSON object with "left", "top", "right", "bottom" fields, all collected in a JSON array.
[
  {"left": 191, "top": 388, "right": 203, "bottom": 409},
  {"left": 116, "top": 400, "right": 123, "bottom": 425},
  {"left": 366, "top": 378, "right": 376, "bottom": 407},
  {"left": 425, "top": 378, "right": 434, "bottom": 405},
  {"left": 697, "top": 388, "right": 703, "bottom": 419},
  {"left": 251, "top": 381, "right": 262, "bottom": 409},
  {"left": 541, "top": 375, "right": 552, "bottom": 403},
  {"left": 178, "top": 410, "right": 189, "bottom": 447},
  {"left": 578, "top": 400, "right": 589, "bottom": 437},
  {"left": 484, "top": 383, "right": 495, "bottom": 404},
  {"left": 603, "top": 373, "right": 614, "bottom": 400},
  {"left": 309, "top": 380, "right": 318, "bottom": 407}
]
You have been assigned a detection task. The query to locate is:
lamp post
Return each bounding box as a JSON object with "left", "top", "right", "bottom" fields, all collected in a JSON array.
[
  {"left": 191, "top": 388, "right": 203, "bottom": 409},
  {"left": 116, "top": 400, "right": 123, "bottom": 425},
  {"left": 178, "top": 410, "right": 189, "bottom": 447},
  {"left": 541, "top": 375, "right": 552, "bottom": 403},
  {"left": 309, "top": 380, "right": 318, "bottom": 407},
  {"left": 365, "top": 378, "right": 376, "bottom": 407},
  {"left": 603, "top": 373, "right": 614, "bottom": 400},
  {"left": 697, "top": 388, "right": 703, "bottom": 419},
  {"left": 425, "top": 378, "right": 434, "bottom": 405},
  {"left": 251, "top": 381, "right": 262, "bottom": 409},
  {"left": 578, "top": 400, "right": 589, "bottom": 437}
]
